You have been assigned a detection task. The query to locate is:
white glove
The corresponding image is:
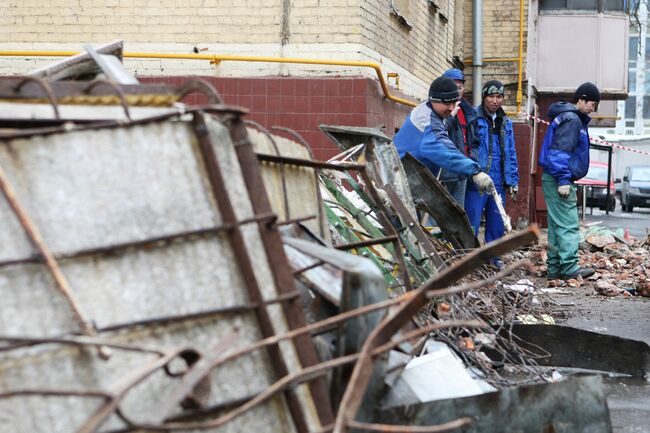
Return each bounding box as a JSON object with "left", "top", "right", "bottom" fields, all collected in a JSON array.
[
  {"left": 508, "top": 185, "right": 518, "bottom": 201},
  {"left": 558, "top": 184, "right": 571, "bottom": 198},
  {"left": 472, "top": 172, "right": 495, "bottom": 194}
]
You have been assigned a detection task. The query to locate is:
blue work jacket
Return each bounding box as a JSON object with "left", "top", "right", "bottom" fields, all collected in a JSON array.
[
  {"left": 393, "top": 101, "right": 480, "bottom": 179},
  {"left": 538, "top": 102, "right": 591, "bottom": 186},
  {"left": 470, "top": 106, "right": 519, "bottom": 188}
]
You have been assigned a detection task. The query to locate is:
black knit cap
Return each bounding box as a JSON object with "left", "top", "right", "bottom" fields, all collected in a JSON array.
[
  {"left": 481, "top": 80, "right": 505, "bottom": 99},
  {"left": 573, "top": 82, "right": 600, "bottom": 102},
  {"left": 428, "top": 76, "right": 459, "bottom": 103}
]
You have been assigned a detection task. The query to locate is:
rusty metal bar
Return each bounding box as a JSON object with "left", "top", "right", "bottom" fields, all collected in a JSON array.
[
  {"left": 191, "top": 112, "right": 312, "bottom": 433},
  {"left": 98, "top": 290, "right": 301, "bottom": 333},
  {"left": 0, "top": 389, "right": 110, "bottom": 400},
  {"left": 84, "top": 79, "right": 132, "bottom": 120},
  {"left": 333, "top": 226, "right": 540, "bottom": 433},
  {"left": 276, "top": 215, "right": 317, "bottom": 227},
  {"left": 383, "top": 184, "right": 446, "bottom": 270},
  {"left": 375, "top": 211, "right": 413, "bottom": 292},
  {"left": 0, "top": 213, "right": 276, "bottom": 269},
  {"left": 229, "top": 114, "right": 336, "bottom": 426},
  {"left": 292, "top": 260, "right": 326, "bottom": 275},
  {"left": 245, "top": 120, "right": 291, "bottom": 220},
  {"left": 269, "top": 126, "right": 327, "bottom": 240},
  {"left": 175, "top": 79, "right": 224, "bottom": 104},
  {"left": 333, "top": 235, "right": 399, "bottom": 251},
  {"left": 0, "top": 163, "right": 107, "bottom": 357},
  {"left": 346, "top": 418, "right": 473, "bottom": 433},
  {"left": 0, "top": 335, "right": 165, "bottom": 355},
  {"left": 257, "top": 153, "right": 365, "bottom": 172},
  {"left": 124, "top": 320, "right": 482, "bottom": 432},
  {"left": 77, "top": 347, "right": 211, "bottom": 433},
  {"left": 13, "top": 76, "right": 61, "bottom": 119}
]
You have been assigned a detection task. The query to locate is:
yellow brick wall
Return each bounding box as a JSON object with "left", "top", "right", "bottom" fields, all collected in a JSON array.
[
  {"left": 0, "top": 0, "right": 459, "bottom": 99},
  {"left": 359, "top": 0, "right": 458, "bottom": 90},
  {"left": 462, "top": 0, "right": 528, "bottom": 111}
]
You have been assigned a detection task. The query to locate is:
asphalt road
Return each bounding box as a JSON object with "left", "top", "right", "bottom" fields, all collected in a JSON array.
[{"left": 582, "top": 199, "right": 650, "bottom": 238}]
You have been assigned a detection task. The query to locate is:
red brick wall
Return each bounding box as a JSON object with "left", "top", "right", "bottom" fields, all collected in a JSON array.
[
  {"left": 507, "top": 122, "right": 533, "bottom": 228},
  {"left": 140, "top": 76, "right": 414, "bottom": 161}
]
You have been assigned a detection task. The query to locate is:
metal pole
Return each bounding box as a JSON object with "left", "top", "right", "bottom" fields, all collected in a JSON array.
[
  {"left": 606, "top": 147, "right": 613, "bottom": 215},
  {"left": 473, "top": 0, "right": 483, "bottom": 106}
]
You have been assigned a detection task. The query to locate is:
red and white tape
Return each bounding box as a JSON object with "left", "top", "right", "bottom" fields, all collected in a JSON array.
[{"left": 519, "top": 112, "right": 650, "bottom": 157}]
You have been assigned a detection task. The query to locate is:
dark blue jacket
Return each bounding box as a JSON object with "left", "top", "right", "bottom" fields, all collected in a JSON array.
[
  {"left": 470, "top": 106, "right": 519, "bottom": 187},
  {"left": 443, "top": 99, "right": 479, "bottom": 182},
  {"left": 538, "top": 102, "right": 591, "bottom": 186},
  {"left": 393, "top": 101, "right": 481, "bottom": 178}
]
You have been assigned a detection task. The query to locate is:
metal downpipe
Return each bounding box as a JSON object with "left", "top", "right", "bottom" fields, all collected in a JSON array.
[{"left": 472, "top": 0, "right": 483, "bottom": 106}]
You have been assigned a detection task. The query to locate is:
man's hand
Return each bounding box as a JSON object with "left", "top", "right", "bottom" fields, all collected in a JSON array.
[
  {"left": 508, "top": 185, "right": 518, "bottom": 201},
  {"left": 472, "top": 172, "right": 495, "bottom": 194},
  {"left": 450, "top": 100, "right": 461, "bottom": 117},
  {"left": 558, "top": 184, "right": 571, "bottom": 198}
]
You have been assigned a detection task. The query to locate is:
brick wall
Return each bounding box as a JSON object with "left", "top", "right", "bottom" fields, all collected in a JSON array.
[
  {"left": 140, "top": 75, "right": 412, "bottom": 160},
  {"left": 0, "top": 0, "right": 459, "bottom": 99}
]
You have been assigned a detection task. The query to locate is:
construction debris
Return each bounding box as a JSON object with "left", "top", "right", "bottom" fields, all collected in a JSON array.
[{"left": 0, "top": 52, "right": 632, "bottom": 433}]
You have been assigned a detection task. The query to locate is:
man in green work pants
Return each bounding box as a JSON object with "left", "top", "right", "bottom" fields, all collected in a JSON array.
[{"left": 538, "top": 83, "right": 600, "bottom": 280}]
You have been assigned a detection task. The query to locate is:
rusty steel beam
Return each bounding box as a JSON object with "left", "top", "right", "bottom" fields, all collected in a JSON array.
[
  {"left": 0, "top": 214, "right": 276, "bottom": 269},
  {"left": 229, "top": 115, "right": 336, "bottom": 426},
  {"left": 191, "top": 111, "right": 312, "bottom": 433},
  {"left": 346, "top": 418, "right": 473, "bottom": 433},
  {"left": 333, "top": 226, "right": 540, "bottom": 433},
  {"left": 98, "top": 290, "right": 301, "bottom": 333},
  {"left": 383, "top": 184, "right": 446, "bottom": 270},
  {"left": 257, "top": 153, "right": 365, "bottom": 172},
  {"left": 333, "top": 235, "right": 399, "bottom": 251}
]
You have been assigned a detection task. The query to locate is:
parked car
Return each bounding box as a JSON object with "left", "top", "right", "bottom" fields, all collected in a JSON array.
[
  {"left": 620, "top": 165, "right": 650, "bottom": 212},
  {"left": 575, "top": 161, "right": 616, "bottom": 212}
]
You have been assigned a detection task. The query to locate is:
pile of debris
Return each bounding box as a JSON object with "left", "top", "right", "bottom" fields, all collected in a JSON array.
[
  {"left": 525, "top": 226, "right": 650, "bottom": 297},
  {"left": 0, "top": 45, "right": 645, "bottom": 433}
]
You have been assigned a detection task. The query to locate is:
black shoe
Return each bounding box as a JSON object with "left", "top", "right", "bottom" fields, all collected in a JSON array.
[
  {"left": 547, "top": 274, "right": 560, "bottom": 281},
  {"left": 560, "top": 267, "right": 595, "bottom": 281}
]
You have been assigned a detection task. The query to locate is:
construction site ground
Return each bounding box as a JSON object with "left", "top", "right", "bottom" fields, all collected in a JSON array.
[{"left": 537, "top": 275, "right": 650, "bottom": 433}]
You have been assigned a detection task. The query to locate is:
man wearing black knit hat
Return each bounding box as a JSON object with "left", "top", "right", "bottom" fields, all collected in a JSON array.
[
  {"left": 539, "top": 82, "right": 600, "bottom": 281},
  {"left": 465, "top": 80, "right": 519, "bottom": 256},
  {"left": 394, "top": 76, "right": 495, "bottom": 200}
]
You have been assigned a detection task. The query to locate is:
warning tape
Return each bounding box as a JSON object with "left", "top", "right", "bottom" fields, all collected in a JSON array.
[{"left": 519, "top": 112, "right": 650, "bottom": 157}]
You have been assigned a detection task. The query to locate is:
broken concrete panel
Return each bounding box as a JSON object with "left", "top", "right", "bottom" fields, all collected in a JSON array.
[
  {"left": 249, "top": 127, "right": 328, "bottom": 241},
  {"left": 497, "top": 324, "right": 650, "bottom": 377},
  {"left": 378, "top": 375, "right": 612, "bottom": 433},
  {"left": 0, "top": 112, "right": 327, "bottom": 432},
  {"left": 401, "top": 153, "right": 479, "bottom": 250}
]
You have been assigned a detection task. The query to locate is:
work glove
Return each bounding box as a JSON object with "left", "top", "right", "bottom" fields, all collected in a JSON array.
[
  {"left": 508, "top": 185, "right": 518, "bottom": 201},
  {"left": 472, "top": 172, "right": 495, "bottom": 194},
  {"left": 557, "top": 184, "right": 571, "bottom": 198}
]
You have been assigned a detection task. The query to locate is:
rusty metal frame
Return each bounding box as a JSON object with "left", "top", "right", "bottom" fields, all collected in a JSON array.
[
  {"left": 226, "top": 112, "right": 336, "bottom": 426},
  {"left": 333, "top": 226, "right": 540, "bottom": 433},
  {"left": 191, "top": 111, "right": 312, "bottom": 433},
  {"left": 383, "top": 184, "right": 446, "bottom": 270},
  {"left": 245, "top": 119, "right": 291, "bottom": 219},
  {"left": 270, "top": 126, "right": 327, "bottom": 240}
]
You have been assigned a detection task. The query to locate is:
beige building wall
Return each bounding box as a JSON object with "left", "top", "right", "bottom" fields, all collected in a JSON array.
[
  {"left": 462, "top": 0, "right": 528, "bottom": 112},
  {"left": 0, "top": 0, "right": 459, "bottom": 100}
]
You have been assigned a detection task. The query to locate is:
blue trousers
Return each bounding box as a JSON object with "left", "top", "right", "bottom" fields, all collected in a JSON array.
[{"left": 465, "top": 186, "right": 506, "bottom": 244}]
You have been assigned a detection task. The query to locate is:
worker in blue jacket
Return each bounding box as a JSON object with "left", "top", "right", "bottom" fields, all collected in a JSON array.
[
  {"left": 539, "top": 82, "right": 600, "bottom": 281},
  {"left": 465, "top": 80, "right": 519, "bottom": 246},
  {"left": 394, "top": 76, "right": 495, "bottom": 201}
]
